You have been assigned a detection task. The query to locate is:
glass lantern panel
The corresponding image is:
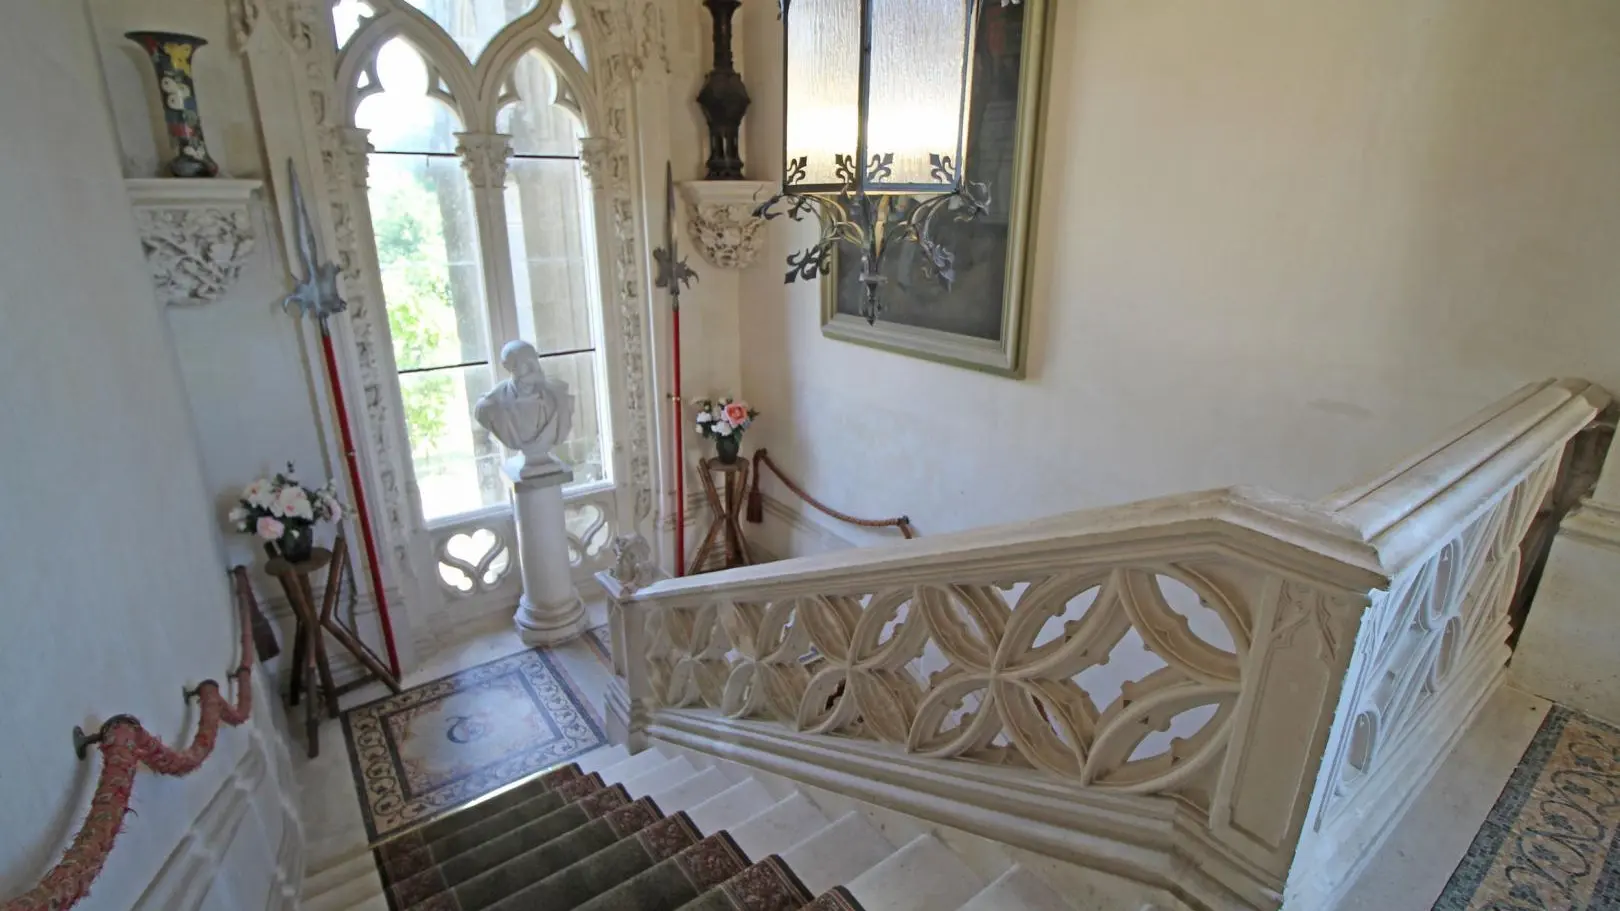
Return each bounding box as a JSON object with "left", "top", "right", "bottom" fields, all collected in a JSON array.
[
  {"left": 402, "top": 0, "right": 540, "bottom": 62},
  {"left": 785, "top": 0, "right": 862, "bottom": 187},
  {"left": 866, "top": 0, "right": 971, "bottom": 187}
]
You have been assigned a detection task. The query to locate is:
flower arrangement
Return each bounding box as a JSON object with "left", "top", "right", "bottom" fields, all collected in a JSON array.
[
  {"left": 693, "top": 397, "right": 758, "bottom": 464},
  {"left": 229, "top": 463, "right": 345, "bottom": 562}
]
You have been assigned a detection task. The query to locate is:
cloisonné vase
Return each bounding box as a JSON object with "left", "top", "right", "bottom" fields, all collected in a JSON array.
[
  {"left": 715, "top": 435, "right": 741, "bottom": 465},
  {"left": 126, "top": 31, "right": 220, "bottom": 178}
]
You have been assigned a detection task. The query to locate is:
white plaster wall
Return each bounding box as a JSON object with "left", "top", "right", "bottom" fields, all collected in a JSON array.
[
  {"left": 738, "top": 0, "right": 1620, "bottom": 541},
  {"left": 0, "top": 2, "right": 295, "bottom": 906}
]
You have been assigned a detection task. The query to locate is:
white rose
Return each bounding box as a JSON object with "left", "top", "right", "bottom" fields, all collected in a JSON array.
[
  {"left": 228, "top": 505, "right": 248, "bottom": 524},
  {"left": 715, "top": 422, "right": 733, "bottom": 437},
  {"left": 696, "top": 412, "right": 712, "bottom": 423}
]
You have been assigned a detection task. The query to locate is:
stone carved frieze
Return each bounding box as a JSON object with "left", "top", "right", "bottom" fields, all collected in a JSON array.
[{"left": 127, "top": 179, "right": 263, "bottom": 307}]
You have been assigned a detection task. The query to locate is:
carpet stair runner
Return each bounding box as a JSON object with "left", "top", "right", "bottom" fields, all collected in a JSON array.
[{"left": 354, "top": 745, "right": 1077, "bottom": 911}]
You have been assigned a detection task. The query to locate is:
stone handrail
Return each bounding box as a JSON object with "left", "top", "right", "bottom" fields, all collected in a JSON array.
[{"left": 605, "top": 378, "right": 1609, "bottom": 911}]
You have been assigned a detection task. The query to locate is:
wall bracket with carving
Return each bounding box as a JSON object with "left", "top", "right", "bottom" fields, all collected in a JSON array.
[
  {"left": 127, "top": 179, "right": 263, "bottom": 307},
  {"left": 679, "top": 180, "right": 774, "bottom": 270}
]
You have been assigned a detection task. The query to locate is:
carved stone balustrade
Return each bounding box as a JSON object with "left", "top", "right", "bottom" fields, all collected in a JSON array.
[{"left": 608, "top": 379, "right": 1611, "bottom": 911}]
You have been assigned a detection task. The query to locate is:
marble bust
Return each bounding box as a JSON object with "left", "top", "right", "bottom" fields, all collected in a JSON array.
[{"left": 474, "top": 340, "right": 574, "bottom": 480}]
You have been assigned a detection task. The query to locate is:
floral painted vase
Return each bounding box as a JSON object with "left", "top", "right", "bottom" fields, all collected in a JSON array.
[{"left": 126, "top": 31, "right": 220, "bottom": 178}]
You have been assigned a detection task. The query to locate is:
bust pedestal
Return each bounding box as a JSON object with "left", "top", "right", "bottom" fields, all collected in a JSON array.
[{"left": 505, "top": 455, "right": 587, "bottom": 646}]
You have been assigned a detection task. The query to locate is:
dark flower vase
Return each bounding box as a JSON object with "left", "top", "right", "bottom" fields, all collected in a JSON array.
[
  {"left": 126, "top": 31, "right": 220, "bottom": 178},
  {"left": 274, "top": 525, "right": 315, "bottom": 563},
  {"left": 715, "top": 435, "right": 741, "bottom": 465}
]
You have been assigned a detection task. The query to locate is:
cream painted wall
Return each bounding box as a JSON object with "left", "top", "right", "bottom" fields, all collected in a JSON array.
[
  {"left": 739, "top": 0, "right": 1620, "bottom": 540},
  {"left": 0, "top": 2, "right": 290, "bottom": 904}
]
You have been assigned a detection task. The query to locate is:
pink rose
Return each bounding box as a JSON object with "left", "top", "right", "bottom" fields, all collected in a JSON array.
[
  {"left": 723, "top": 402, "right": 749, "bottom": 425},
  {"left": 256, "top": 516, "right": 285, "bottom": 541}
]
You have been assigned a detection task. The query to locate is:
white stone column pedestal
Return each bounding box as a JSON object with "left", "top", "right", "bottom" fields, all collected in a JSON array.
[{"left": 506, "top": 457, "right": 587, "bottom": 646}]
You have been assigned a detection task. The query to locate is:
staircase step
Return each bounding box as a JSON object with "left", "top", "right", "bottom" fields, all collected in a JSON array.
[
  {"left": 300, "top": 847, "right": 377, "bottom": 901},
  {"left": 729, "top": 792, "right": 831, "bottom": 860},
  {"left": 845, "top": 835, "right": 984, "bottom": 911},
  {"left": 597, "top": 746, "right": 672, "bottom": 784},
  {"left": 620, "top": 755, "right": 699, "bottom": 798},
  {"left": 574, "top": 744, "right": 630, "bottom": 775},
  {"left": 685, "top": 778, "right": 776, "bottom": 835},
  {"left": 301, "top": 859, "right": 384, "bottom": 911},
  {"left": 957, "top": 864, "right": 1073, "bottom": 911},
  {"left": 647, "top": 767, "right": 732, "bottom": 813},
  {"left": 781, "top": 812, "right": 895, "bottom": 896}
]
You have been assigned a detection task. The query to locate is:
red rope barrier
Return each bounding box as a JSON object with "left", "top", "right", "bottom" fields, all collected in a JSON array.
[
  {"left": 746, "top": 448, "right": 917, "bottom": 539},
  {"left": 1, "top": 569, "right": 259, "bottom": 911}
]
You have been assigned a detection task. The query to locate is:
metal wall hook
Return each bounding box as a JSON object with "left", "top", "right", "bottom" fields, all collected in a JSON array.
[
  {"left": 182, "top": 679, "right": 219, "bottom": 704},
  {"left": 73, "top": 715, "right": 142, "bottom": 760}
]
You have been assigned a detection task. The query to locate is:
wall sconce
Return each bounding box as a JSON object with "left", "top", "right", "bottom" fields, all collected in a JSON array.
[{"left": 757, "top": 0, "right": 991, "bottom": 325}]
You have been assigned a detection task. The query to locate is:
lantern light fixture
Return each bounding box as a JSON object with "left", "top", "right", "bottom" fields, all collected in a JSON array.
[{"left": 756, "top": 0, "right": 995, "bottom": 325}]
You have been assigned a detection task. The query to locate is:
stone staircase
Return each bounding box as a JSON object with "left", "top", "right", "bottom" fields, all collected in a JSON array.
[{"left": 300, "top": 742, "right": 1078, "bottom": 910}]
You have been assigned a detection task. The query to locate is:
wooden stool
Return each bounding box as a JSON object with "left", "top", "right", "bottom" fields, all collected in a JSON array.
[
  {"left": 266, "top": 536, "right": 400, "bottom": 757},
  {"left": 691, "top": 458, "right": 754, "bottom": 574},
  {"left": 266, "top": 545, "right": 340, "bottom": 757}
]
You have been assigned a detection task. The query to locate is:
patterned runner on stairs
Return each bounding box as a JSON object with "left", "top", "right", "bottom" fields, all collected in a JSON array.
[{"left": 373, "top": 761, "right": 867, "bottom": 911}]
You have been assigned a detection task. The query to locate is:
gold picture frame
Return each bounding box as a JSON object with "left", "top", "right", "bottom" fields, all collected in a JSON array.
[{"left": 820, "top": 0, "right": 1051, "bottom": 379}]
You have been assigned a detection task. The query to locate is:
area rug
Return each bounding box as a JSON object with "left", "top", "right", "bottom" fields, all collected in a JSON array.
[
  {"left": 1433, "top": 705, "right": 1620, "bottom": 909},
  {"left": 584, "top": 625, "right": 613, "bottom": 669},
  {"left": 343, "top": 646, "right": 606, "bottom": 842}
]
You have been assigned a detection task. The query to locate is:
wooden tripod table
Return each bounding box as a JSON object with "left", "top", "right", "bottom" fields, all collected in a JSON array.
[
  {"left": 690, "top": 457, "right": 755, "bottom": 574},
  {"left": 265, "top": 536, "right": 399, "bottom": 757}
]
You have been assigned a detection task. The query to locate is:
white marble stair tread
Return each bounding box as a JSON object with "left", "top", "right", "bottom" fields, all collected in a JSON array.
[
  {"left": 300, "top": 860, "right": 384, "bottom": 911},
  {"left": 780, "top": 811, "right": 897, "bottom": 896},
  {"left": 844, "top": 834, "right": 984, "bottom": 911},
  {"left": 618, "top": 755, "right": 698, "bottom": 798},
  {"left": 685, "top": 778, "right": 777, "bottom": 835},
  {"left": 728, "top": 792, "right": 832, "bottom": 859},
  {"left": 573, "top": 744, "right": 630, "bottom": 776},
  {"left": 646, "top": 766, "right": 731, "bottom": 813},
  {"left": 956, "top": 864, "right": 1072, "bottom": 911},
  {"left": 595, "top": 746, "right": 672, "bottom": 784},
  {"left": 300, "top": 847, "right": 378, "bottom": 900}
]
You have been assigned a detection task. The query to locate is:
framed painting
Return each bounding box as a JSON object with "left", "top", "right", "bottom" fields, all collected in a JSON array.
[{"left": 820, "top": 0, "right": 1050, "bottom": 378}]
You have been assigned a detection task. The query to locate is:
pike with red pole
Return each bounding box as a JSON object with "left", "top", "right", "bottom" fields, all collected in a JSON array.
[
  {"left": 281, "top": 160, "right": 404, "bottom": 678},
  {"left": 653, "top": 163, "right": 698, "bottom": 576}
]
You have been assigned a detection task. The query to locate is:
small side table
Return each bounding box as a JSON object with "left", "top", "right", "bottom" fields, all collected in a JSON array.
[
  {"left": 266, "top": 546, "right": 341, "bottom": 757},
  {"left": 691, "top": 458, "right": 754, "bottom": 574}
]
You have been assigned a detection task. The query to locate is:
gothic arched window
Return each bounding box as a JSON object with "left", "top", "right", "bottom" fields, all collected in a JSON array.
[{"left": 334, "top": 0, "right": 608, "bottom": 529}]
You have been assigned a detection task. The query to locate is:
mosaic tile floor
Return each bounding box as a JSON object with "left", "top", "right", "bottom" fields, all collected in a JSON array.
[
  {"left": 1434, "top": 706, "right": 1620, "bottom": 909},
  {"left": 341, "top": 645, "right": 606, "bottom": 842}
]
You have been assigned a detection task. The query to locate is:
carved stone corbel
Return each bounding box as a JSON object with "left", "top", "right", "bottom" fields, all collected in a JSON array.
[
  {"left": 678, "top": 180, "right": 776, "bottom": 270},
  {"left": 127, "top": 179, "right": 264, "bottom": 307}
]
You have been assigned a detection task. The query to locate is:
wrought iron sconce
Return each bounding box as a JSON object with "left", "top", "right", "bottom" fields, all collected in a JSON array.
[{"left": 757, "top": 0, "right": 992, "bottom": 325}]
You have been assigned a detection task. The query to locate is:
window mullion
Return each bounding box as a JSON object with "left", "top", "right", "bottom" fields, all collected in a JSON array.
[{"left": 456, "top": 132, "right": 521, "bottom": 365}]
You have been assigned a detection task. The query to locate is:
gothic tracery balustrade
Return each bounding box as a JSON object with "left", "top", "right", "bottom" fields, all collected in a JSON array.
[{"left": 646, "top": 558, "right": 1269, "bottom": 801}]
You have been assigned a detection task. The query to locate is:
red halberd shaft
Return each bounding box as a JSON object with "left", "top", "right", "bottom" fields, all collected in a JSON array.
[
  {"left": 319, "top": 320, "right": 403, "bottom": 676},
  {"left": 673, "top": 305, "right": 686, "bottom": 576}
]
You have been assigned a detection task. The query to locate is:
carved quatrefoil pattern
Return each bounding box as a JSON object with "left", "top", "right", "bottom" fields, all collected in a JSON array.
[
  {"left": 1318, "top": 455, "right": 1559, "bottom": 822},
  {"left": 649, "top": 564, "right": 1254, "bottom": 795}
]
